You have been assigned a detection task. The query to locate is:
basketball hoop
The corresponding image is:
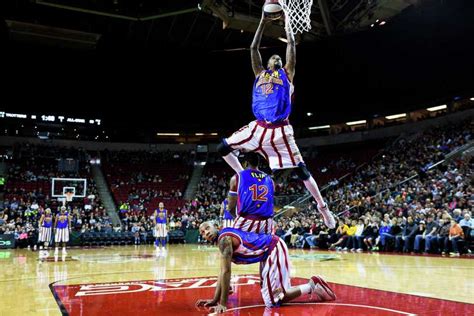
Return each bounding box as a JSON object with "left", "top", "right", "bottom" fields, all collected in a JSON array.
[
  {"left": 278, "top": 0, "right": 313, "bottom": 35},
  {"left": 65, "top": 192, "right": 75, "bottom": 202}
]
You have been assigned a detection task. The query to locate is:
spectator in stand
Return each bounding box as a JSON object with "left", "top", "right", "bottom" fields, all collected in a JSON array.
[
  {"left": 414, "top": 214, "right": 438, "bottom": 253},
  {"left": 328, "top": 219, "right": 348, "bottom": 250},
  {"left": 352, "top": 218, "right": 365, "bottom": 252},
  {"left": 140, "top": 226, "right": 148, "bottom": 244},
  {"left": 396, "top": 216, "right": 418, "bottom": 253},
  {"left": 363, "top": 218, "right": 380, "bottom": 251},
  {"left": 375, "top": 219, "right": 391, "bottom": 251},
  {"left": 452, "top": 209, "right": 463, "bottom": 223},
  {"left": 131, "top": 223, "right": 140, "bottom": 245},
  {"left": 380, "top": 218, "right": 398, "bottom": 251},
  {"left": 343, "top": 219, "right": 358, "bottom": 251},
  {"left": 436, "top": 218, "right": 451, "bottom": 255},
  {"left": 446, "top": 219, "right": 464, "bottom": 257},
  {"left": 411, "top": 221, "right": 426, "bottom": 253},
  {"left": 459, "top": 213, "right": 474, "bottom": 238}
]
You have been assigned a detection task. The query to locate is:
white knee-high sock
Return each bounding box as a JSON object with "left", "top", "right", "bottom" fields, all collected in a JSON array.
[
  {"left": 223, "top": 153, "right": 244, "bottom": 173},
  {"left": 303, "top": 176, "right": 325, "bottom": 208},
  {"left": 299, "top": 283, "right": 312, "bottom": 295}
]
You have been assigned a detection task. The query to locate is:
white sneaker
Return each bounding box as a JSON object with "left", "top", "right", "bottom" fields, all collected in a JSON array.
[{"left": 317, "top": 204, "right": 336, "bottom": 229}]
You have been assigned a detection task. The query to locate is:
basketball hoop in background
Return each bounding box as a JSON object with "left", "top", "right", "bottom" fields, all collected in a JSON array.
[
  {"left": 277, "top": 0, "right": 314, "bottom": 35},
  {"left": 58, "top": 191, "right": 75, "bottom": 206},
  {"left": 62, "top": 191, "right": 75, "bottom": 206},
  {"left": 52, "top": 178, "right": 86, "bottom": 206},
  {"left": 65, "top": 191, "right": 75, "bottom": 202}
]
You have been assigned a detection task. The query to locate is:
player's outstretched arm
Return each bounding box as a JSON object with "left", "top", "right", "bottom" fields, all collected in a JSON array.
[
  {"left": 196, "top": 236, "right": 233, "bottom": 312},
  {"left": 283, "top": 17, "right": 296, "bottom": 82},
  {"left": 219, "top": 202, "right": 225, "bottom": 218},
  {"left": 212, "top": 236, "right": 233, "bottom": 313},
  {"left": 251, "top": 13, "right": 271, "bottom": 77},
  {"left": 227, "top": 175, "right": 238, "bottom": 218}
]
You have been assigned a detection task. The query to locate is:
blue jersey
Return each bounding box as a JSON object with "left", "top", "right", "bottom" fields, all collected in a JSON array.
[
  {"left": 218, "top": 228, "right": 277, "bottom": 264},
  {"left": 155, "top": 209, "right": 167, "bottom": 224},
  {"left": 42, "top": 214, "right": 53, "bottom": 228},
  {"left": 222, "top": 199, "right": 233, "bottom": 220},
  {"left": 252, "top": 69, "right": 293, "bottom": 123},
  {"left": 237, "top": 169, "right": 274, "bottom": 219},
  {"left": 56, "top": 213, "right": 69, "bottom": 229}
]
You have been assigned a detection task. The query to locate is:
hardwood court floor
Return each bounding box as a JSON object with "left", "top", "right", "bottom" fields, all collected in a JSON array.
[{"left": 1, "top": 244, "right": 473, "bottom": 315}]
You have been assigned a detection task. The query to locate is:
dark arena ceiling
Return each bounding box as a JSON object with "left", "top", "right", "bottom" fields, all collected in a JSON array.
[{"left": 1, "top": 0, "right": 474, "bottom": 136}]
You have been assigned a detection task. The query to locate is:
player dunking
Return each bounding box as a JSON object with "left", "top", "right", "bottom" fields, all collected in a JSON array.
[
  {"left": 220, "top": 198, "right": 234, "bottom": 228},
  {"left": 227, "top": 152, "right": 275, "bottom": 234},
  {"left": 38, "top": 208, "right": 53, "bottom": 257},
  {"left": 196, "top": 222, "right": 336, "bottom": 313},
  {"left": 154, "top": 202, "right": 168, "bottom": 252},
  {"left": 216, "top": 12, "right": 335, "bottom": 229},
  {"left": 54, "top": 206, "right": 71, "bottom": 256}
]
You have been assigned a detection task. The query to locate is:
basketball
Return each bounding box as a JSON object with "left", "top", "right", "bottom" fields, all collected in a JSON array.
[{"left": 263, "top": 0, "right": 283, "bottom": 20}]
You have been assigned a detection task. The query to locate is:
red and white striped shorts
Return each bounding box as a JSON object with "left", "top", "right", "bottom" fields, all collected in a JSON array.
[
  {"left": 233, "top": 216, "right": 273, "bottom": 235},
  {"left": 55, "top": 228, "right": 69, "bottom": 243},
  {"left": 260, "top": 237, "right": 291, "bottom": 307},
  {"left": 224, "top": 120, "right": 304, "bottom": 170},
  {"left": 154, "top": 223, "right": 167, "bottom": 237},
  {"left": 38, "top": 226, "right": 52, "bottom": 243}
]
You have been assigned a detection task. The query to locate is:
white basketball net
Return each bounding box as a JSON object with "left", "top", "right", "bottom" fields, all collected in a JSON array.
[{"left": 278, "top": 0, "right": 313, "bottom": 35}]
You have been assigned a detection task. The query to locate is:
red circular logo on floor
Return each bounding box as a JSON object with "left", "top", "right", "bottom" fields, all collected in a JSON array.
[{"left": 51, "top": 275, "right": 473, "bottom": 315}]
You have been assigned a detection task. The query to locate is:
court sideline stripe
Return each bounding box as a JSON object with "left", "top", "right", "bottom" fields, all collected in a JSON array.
[{"left": 49, "top": 280, "right": 70, "bottom": 316}]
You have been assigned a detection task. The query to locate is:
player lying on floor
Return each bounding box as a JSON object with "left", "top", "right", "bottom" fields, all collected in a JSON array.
[{"left": 195, "top": 222, "right": 336, "bottom": 314}]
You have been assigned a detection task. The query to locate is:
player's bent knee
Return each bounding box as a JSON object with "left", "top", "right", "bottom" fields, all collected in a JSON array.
[
  {"left": 295, "top": 162, "right": 311, "bottom": 181},
  {"left": 217, "top": 141, "right": 232, "bottom": 156}
]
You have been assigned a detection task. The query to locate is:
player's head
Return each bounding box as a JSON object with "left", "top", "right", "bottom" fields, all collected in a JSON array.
[
  {"left": 45, "top": 208, "right": 51, "bottom": 215},
  {"left": 244, "top": 152, "right": 261, "bottom": 169},
  {"left": 199, "top": 221, "right": 218, "bottom": 242},
  {"left": 159, "top": 202, "right": 164, "bottom": 209},
  {"left": 267, "top": 54, "right": 283, "bottom": 70},
  {"left": 60, "top": 206, "right": 66, "bottom": 213}
]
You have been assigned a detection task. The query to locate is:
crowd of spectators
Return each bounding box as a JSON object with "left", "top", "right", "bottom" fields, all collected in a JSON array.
[
  {"left": 1, "top": 144, "right": 113, "bottom": 248},
  {"left": 273, "top": 119, "right": 473, "bottom": 257},
  {"left": 1, "top": 118, "right": 472, "bottom": 257}
]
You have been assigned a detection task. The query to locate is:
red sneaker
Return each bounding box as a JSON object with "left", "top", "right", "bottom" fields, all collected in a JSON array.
[{"left": 310, "top": 276, "right": 336, "bottom": 301}]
